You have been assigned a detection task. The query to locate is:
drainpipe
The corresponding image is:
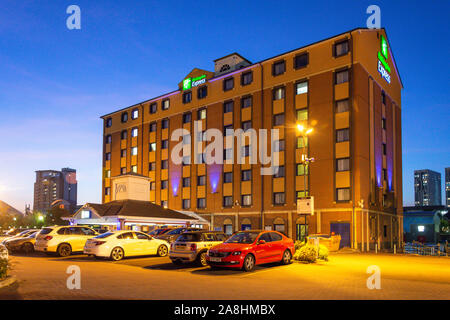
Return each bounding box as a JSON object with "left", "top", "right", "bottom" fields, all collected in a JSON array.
[
  {"left": 350, "top": 31, "right": 356, "bottom": 249},
  {"left": 260, "top": 62, "right": 264, "bottom": 230}
]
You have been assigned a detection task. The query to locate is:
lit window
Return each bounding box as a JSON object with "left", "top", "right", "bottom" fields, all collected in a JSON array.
[
  {"left": 273, "top": 87, "right": 285, "bottom": 100},
  {"left": 418, "top": 225, "right": 425, "bottom": 232},
  {"left": 161, "top": 200, "right": 168, "bottom": 208},
  {"left": 296, "top": 164, "right": 309, "bottom": 176},
  {"left": 297, "top": 136, "right": 308, "bottom": 149},
  {"left": 297, "top": 108, "right": 308, "bottom": 121},
  {"left": 336, "top": 158, "right": 350, "bottom": 172},
  {"left": 273, "top": 192, "right": 285, "bottom": 205},
  {"left": 131, "top": 108, "right": 139, "bottom": 120},
  {"left": 296, "top": 81, "right": 308, "bottom": 95},
  {"left": 105, "top": 170, "right": 111, "bottom": 178},
  {"left": 162, "top": 99, "right": 170, "bottom": 110},
  {"left": 241, "top": 195, "right": 252, "bottom": 206},
  {"left": 198, "top": 108, "right": 206, "bottom": 120},
  {"left": 131, "top": 165, "right": 137, "bottom": 173},
  {"left": 149, "top": 143, "right": 156, "bottom": 152},
  {"left": 131, "top": 128, "right": 138, "bottom": 137},
  {"left": 104, "top": 188, "right": 110, "bottom": 196},
  {"left": 131, "top": 147, "right": 138, "bottom": 156},
  {"left": 337, "top": 188, "right": 350, "bottom": 201}
]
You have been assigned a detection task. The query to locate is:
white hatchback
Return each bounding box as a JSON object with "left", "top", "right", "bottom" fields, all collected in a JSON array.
[{"left": 84, "top": 230, "right": 170, "bottom": 261}]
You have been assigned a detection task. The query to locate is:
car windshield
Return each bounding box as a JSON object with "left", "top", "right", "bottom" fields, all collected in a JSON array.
[
  {"left": 225, "top": 232, "right": 259, "bottom": 244},
  {"left": 150, "top": 229, "right": 167, "bottom": 235},
  {"left": 94, "top": 232, "right": 114, "bottom": 239},
  {"left": 39, "top": 228, "right": 53, "bottom": 235},
  {"left": 176, "top": 233, "right": 201, "bottom": 242},
  {"left": 28, "top": 232, "right": 38, "bottom": 238},
  {"left": 17, "top": 230, "right": 30, "bottom": 237},
  {"left": 166, "top": 228, "right": 184, "bottom": 235}
]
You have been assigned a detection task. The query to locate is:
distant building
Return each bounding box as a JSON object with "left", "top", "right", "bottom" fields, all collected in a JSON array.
[
  {"left": 403, "top": 206, "right": 447, "bottom": 243},
  {"left": 445, "top": 167, "right": 450, "bottom": 208},
  {"left": 414, "top": 169, "right": 441, "bottom": 206},
  {"left": 33, "top": 168, "right": 77, "bottom": 213}
]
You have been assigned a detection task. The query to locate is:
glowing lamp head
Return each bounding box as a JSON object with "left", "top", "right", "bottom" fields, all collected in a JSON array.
[{"left": 297, "top": 124, "right": 304, "bottom": 132}]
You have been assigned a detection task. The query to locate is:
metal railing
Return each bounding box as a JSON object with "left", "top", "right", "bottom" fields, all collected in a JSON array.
[{"left": 403, "top": 241, "right": 448, "bottom": 256}]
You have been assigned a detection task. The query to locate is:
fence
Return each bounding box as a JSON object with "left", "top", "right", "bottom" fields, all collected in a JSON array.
[{"left": 403, "top": 241, "right": 448, "bottom": 256}]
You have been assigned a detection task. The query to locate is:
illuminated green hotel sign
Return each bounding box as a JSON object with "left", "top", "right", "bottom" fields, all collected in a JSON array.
[
  {"left": 183, "top": 75, "right": 206, "bottom": 90},
  {"left": 377, "top": 35, "right": 391, "bottom": 84}
]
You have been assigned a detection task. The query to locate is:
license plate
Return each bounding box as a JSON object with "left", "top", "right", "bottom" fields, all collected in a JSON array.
[
  {"left": 176, "top": 245, "right": 185, "bottom": 250},
  {"left": 210, "top": 257, "right": 221, "bottom": 262}
]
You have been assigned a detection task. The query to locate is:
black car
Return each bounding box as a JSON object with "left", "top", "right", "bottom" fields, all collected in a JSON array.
[{"left": 155, "top": 227, "right": 202, "bottom": 243}]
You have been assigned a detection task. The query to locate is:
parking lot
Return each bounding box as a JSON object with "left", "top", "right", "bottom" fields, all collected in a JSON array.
[{"left": 1, "top": 250, "right": 449, "bottom": 300}]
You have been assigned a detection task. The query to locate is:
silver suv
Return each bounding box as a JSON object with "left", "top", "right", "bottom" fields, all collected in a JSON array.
[{"left": 169, "top": 231, "right": 227, "bottom": 266}]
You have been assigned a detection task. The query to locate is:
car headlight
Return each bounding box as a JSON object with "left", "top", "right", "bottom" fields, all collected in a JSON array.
[{"left": 232, "top": 251, "right": 241, "bottom": 256}]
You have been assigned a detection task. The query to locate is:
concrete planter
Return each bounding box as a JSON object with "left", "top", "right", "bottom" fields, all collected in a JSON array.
[{"left": 0, "top": 276, "right": 16, "bottom": 289}]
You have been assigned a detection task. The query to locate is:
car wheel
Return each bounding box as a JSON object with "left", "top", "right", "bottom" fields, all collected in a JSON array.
[
  {"left": 242, "top": 254, "right": 255, "bottom": 272},
  {"left": 110, "top": 247, "right": 124, "bottom": 261},
  {"left": 197, "top": 251, "right": 208, "bottom": 267},
  {"left": 281, "top": 249, "right": 292, "bottom": 265},
  {"left": 157, "top": 245, "right": 168, "bottom": 257},
  {"left": 22, "top": 242, "right": 34, "bottom": 254},
  {"left": 57, "top": 244, "right": 72, "bottom": 257}
]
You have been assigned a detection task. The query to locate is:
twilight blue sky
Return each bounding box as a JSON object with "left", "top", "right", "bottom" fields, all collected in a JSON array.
[{"left": 0, "top": 0, "right": 449, "bottom": 211}]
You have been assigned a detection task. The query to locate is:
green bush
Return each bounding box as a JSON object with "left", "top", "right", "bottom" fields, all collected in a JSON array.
[
  {"left": 318, "top": 244, "right": 329, "bottom": 261},
  {"left": 295, "top": 244, "right": 317, "bottom": 263},
  {"left": 0, "top": 258, "right": 8, "bottom": 280},
  {"left": 294, "top": 240, "right": 306, "bottom": 251}
]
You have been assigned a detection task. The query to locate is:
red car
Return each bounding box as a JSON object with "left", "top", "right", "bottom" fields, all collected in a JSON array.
[{"left": 206, "top": 230, "right": 294, "bottom": 271}]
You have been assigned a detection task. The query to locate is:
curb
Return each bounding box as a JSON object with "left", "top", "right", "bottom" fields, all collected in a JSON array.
[{"left": 0, "top": 276, "right": 17, "bottom": 290}]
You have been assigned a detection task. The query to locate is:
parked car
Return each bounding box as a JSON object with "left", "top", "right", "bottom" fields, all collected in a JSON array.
[
  {"left": 84, "top": 230, "right": 170, "bottom": 261},
  {"left": 147, "top": 227, "right": 173, "bottom": 237},
  {"left": 4, "top": 231, "right": 38, "bottom": 253},
  {"left": 4, "top": 228, "right": 28, "bottom": 237},
  {"left": 169, "top": 231, "right": 227, "bottom": 266},
  {"left": 35, "top": 226, "right": 98, "bottom": 257},
  {"left": 206, "top": 230, "right": 295, "bottom": 272},
  {"left": 1, "top": 229, "right": 38, "bottom": 245},
  {"left": 155, "top": 227, "right": 203, "bottom": 244}
]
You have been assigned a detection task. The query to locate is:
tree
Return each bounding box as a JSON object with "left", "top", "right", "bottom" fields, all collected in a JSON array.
[{"left": 46, "top": 207, "right": 70, "bottom": 226}]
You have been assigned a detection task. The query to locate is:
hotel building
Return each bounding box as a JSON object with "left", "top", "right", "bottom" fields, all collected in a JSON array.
[{"left": 101, "top": 28, "right": 403, "bottom": 250}]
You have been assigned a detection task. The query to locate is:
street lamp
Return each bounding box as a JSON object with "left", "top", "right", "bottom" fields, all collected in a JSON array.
[
  {"left": 38, "top": 215, "right": 44, "bottom": 222},
  {"left": 296, "top": 123, "right": 314, "bottom": 200}
]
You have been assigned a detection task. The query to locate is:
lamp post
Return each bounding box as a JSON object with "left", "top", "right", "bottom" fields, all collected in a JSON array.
[{"left": 296, "top": 124, "right": 314, "bottom": 200}]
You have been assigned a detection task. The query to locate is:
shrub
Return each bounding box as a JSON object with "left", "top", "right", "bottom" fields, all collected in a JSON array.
[
  {"left": 318, "top": 244, "right": 329, "bottom": 261},
  {"left": 295, "top": 244, "right": 317, "bottom": 263},
  {"left": 0, "top": 258, "right": 7, "bottom": 280},
  {"left": 294, "top": 240, "right": 306, "bottom": 252}
]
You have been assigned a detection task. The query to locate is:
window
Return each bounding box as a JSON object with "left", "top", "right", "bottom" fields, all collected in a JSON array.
[
  {"left": 197, "top": 198, "right": 206, "bottom": 209},
  {"left": 294, "top": 53, "right": 309, "bottom": 69},
  {"left": 272, "top": 60, "right": 286, "bottom": 76},
  {"left": 382, "top": 91, "right": 386, "bottom": 105},
  {"left": 105, "top": 117, "right": 112, "bottom": 127},
  {"left": 224, "top": 172, "right": 233, "bottom": 183},
  {"left": 131, "top": 147, "right": 138, "bottom": 156},
  {"left": 223, "top": 196, "right": 233, "bottom": 207},
  {"left": 274, "top": 139, "right": 285, "bottom": 152},
  {"left": 160, "top": 200, "right": 168, "bottom": 208},
  {"left": 224, "top": 124, "right": 233, "bottom": 136},
  {"left": 224, "top": 101, "right": 233, "bottom": 113},
  {"left": 182, "top": 113, "right": 191, "bottom": 123},
  {"left": 335, "top": 70, "right": 349, "bottom": 84},
  {"left": 382, "top": 118, "right": 386, "bottom": 130},
  {"left": 121, "top": 167, "right": 126, "bottom": 174},
  {"left": 296, "top": 81, "right": 308, "bottom": 95},
  {"left": 161, "top": 180, "right": 168, "bottom": 189},
  {"left": 273, "top": 87, "right": 285, "bottom": 100},
  {"left": 197, "top": 175, "right": 206, "bottom": 186},
  {"left": 224, "top": 148, "right": 233, "bottom": 161},
  {"left": 296, "top": 164, "right": 309, "bottom": 176},
  {"left": 149, "top": 142, "right": 156, "bottom": 152},
  {"left": 121, "top": 149, "right": 126, "bottom": 158},
  {"left": 241, "top": 169, "right": 252, "bottom": 181},
  {"left": 336, "top": 99, "right": 349, "bottom": 113},
  {"left": 149, "top": 102, "right": 157, "bottom": 114},
  {"left": 105, "top": 152, "right": 111, "bottom": 161},
  {"left": 182, "top": 134, "right": 190, "bottom": 145},
  {"left": 131, "top": 165, "right": 137, "bottom": 173},
  {"left": 118, "top": 232, "right": 134, "bottom": 240},
  {"left": 182, "top": 199, "right": 191, "bottom": 209},
  {"left": 197, "top": 86, "right": 207, "bottom": 99},
  {"left": 162, "top": 139, "right": 169, "bottom": 149},
  {"left": 131, "top": 127, "right": 138, "bottom": 137},
  {"left": 149, "top": 122, "right": 157, "bottom": 133},
  {"left": 182, "top": 156, "right": 191, "bottom": 166},
  {"left": 241, "top": 71, "right": 253, "bottom": 86},
  {"left": 297, "top": 190, "right": 309, "bottom": 198},
  {"left": 336, "top": 188, "right": 351, "bottom": 201},
  {"left": 334, "top": 40, "right": 349, "bottom": 57},
  {"left": 336, "top": 128, "right": 350, "bottom": 142},
  {"left": 149, "top": 162, "right": 156, "bottom": 171},
  {"left": 242, "top": 121, "right": 252, "bottom": 131},
  {"left": 121, "top": 112, "right": 128, "bottom": 123},
  {"left": 297, "top": 108, "right": 308, "bottom": 121},
  {"left": 223, "top": 77, "right": 234, "bottom": 91},
  {"left": 150, "top": 182, "right": 156, "bottom": 190},
  {"left": 198, "top": 108, "right": 206, "bottom": 120},
  {"left": 336, "top": 158, "right": 350, "bottom": 172},
  {"left": 182, "top": 177, "right": 191, "bottom": 188},
  {"left": 241, "top": 96, "right": 252, "bottom": 109},
  {"left": 105, "top": 187, "right": 110, "bottom": 196},
  {"left": 182, "top": 91, "right": 192, "bottom": 104},
  {"left": 383, "top": 143, "right": 387, "bottom": 155},
  {"left": 274, "top": 166, "right": 285, "bottom": 178},
  {"left": 241, "top": 195, "right": 252, "bottom": 206},
  {"left": 135, "top": 232, "right": 150, "bottom": 240},
  {"left": 297, "top": 136, "right": 308, "bottom": 148},
  {"left": 105, "top": 135, "right": 112, "bottom": 144},
  {"left": 273, "top": 192, "right": 285, "bottom": 205},
  {"left": 383, "top": 168, "right": 387, "bottom": 181},
  {"left": 274, "top": 114, "right": 285, "bottom": 126},
  {"left": 241, "top": 145, "right": 251, "bottom": 157},
  {"left": 162, "top": 99, "right": 170, "bottom": 110},
  {"left": 131, "top": 108, "right": 139, "bottom": 120},
  {"left": 196, "top": 153, "right": 205, "bottom": 164},
  {"left": 121, "top": 130, "right": 127, "bottom": 140},
  {"left": 161, "top": 160, "right": 168, "bottom": 169},
  {"left": 162, "top": 119, "right": 169, "bottom": 129}
]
